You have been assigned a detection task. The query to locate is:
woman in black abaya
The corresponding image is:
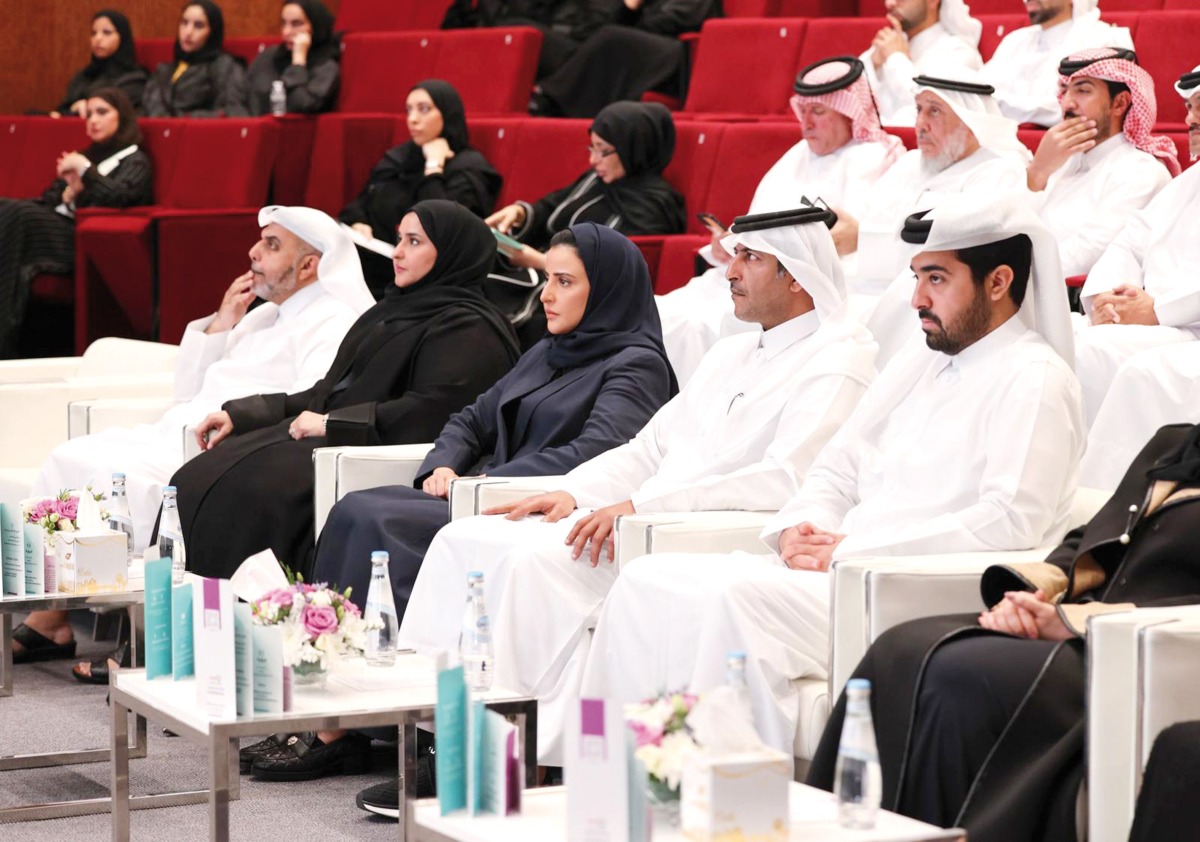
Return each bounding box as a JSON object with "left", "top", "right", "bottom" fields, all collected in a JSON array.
[
  {"left": 171, "top": 200, "right": 520, "bottom": 580},
  {"left": 246, "top": 0, "right": 341, "bottom": 115},
  {"left": 53, "top": 10, "right": 148, "bottom": 116},
  {"left": 143, "top": 1, "right": 249, "bottom": 118},
  {"left": 340, "top": 79, "right": 502, "bottom": 298},
  {"left": 807, "top": 423, "right": 1200, "bottom": 842},
  {"left": 311, "top": 222, "right": 677, "bottom": 624}
]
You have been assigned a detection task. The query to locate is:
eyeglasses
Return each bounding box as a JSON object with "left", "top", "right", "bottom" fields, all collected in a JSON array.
[{"left": 586, "top": 144, "right": 618, "bottom": 159}]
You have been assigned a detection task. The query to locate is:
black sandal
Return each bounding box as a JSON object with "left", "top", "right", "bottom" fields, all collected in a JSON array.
[
  {"left": 71, "top": 641, "right": 130, "bottom": 685},
  {"left": 12, "top": 623, "right": 76, "bottom": 664}
]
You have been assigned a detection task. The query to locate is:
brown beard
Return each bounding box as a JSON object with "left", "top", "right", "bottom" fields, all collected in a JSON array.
[{"left": 922, "top": 283, "right": 993, "bottom": 355}]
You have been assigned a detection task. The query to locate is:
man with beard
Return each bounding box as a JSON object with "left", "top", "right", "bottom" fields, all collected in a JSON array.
[
  {"left": 983, "top": 0, "right": 1132, "bottom": 126},
  {"left": 14, "top": 207, "right": 371, "bottom": 667},
  {"left": 860, "top": 0, "right": 983, "bottom": 126},
  {"left": 580, "top": 193, "right": 1084, "bottom": 761},
  {"left": 833, "top": 69, "right": 1030, "bottom": 296},
  {"left": 1026, "top": 48, "right": 1176, "bottom": 278}
]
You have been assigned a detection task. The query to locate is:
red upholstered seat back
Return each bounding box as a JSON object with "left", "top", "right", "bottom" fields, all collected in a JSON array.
[
  {"left": 165, "top": 119, "right": 278, "bottom": 209},
  {"left": 1133, "top": 12, "right": 1200, "bottom": 127},
  {"left": 432, "top": 28, "right": 542, "bottom": 115},
  {"left": 338, "top": 32, "right": 441, "bottom": 113},
  {"left": 777, "top": 0, "right": 859, "bottom": 13},
  {"left": 9, "top": 118, "right": 90, "bottom": 200},
  {"left": 724, "top": 0, "right": 780, "bottom": 14},
  {"left": 135, "top": 39, "right": 176, "bottom": 73},
  {"left": 137, "top": 119, "right": 188, "bottom": 203},
  {"left": 336, "top": 0, "right": 451, "bottom": 32},
  {"left": 1164, "top": 0, "right": 1200, "bottom": 8},
  {"left": 502, "top": 119, "right": 591, "bottom": 209},
  {"left": 0, "top": 118, "right": 28, "bottom": 197},
  {"left": 224, "top": 36, "right": 274, "bottom": 67},
  {"left": 665, "top": 122, "right": 726, "bottom": 233},
  {"left": 465, "top": 117, "right": 527, "bottom": 209},
  {"left": 701, "top": 122, "right": 803, "bottom": 228},
  {"left": 683, "top": 19, "right": 808, "bottom": 117},
  {"left": 796, "top": 18, "right": 880, "bottom": 69},
  {"left": 1167, "top": 132, "right": 1194, "bottom": 170},
  {"left": 304, "top": 114, "right": 396, "bottom": 215},
  {"left": 955, "top": 0, "right": 1158, "bottom": 11},
  {"left": 977, "top": 14, "right": 1029, "bottom": 61}
]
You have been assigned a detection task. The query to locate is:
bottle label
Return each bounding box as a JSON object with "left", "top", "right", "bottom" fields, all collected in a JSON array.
[
  {"left": 160, "top": 529, "right": 183, "bottom": 544},
  {"left": 109, "top": 513, "right": 133, "bottom": 528}
]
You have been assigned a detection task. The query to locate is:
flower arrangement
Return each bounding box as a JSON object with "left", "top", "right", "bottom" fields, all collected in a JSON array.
[
  {"left": 23, "top": 488, "right": 107, "bottom": 540},
  {"left": 250, "top": 574, "right": 369, "bottom": 678},
  {"left": 625, "top": 691, "right": 701, "bottom": 800}
]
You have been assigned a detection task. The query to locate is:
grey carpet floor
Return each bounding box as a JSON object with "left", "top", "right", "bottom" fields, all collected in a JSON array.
[{"left": 1, "top": 613, "right": 411, "bottom": 841}]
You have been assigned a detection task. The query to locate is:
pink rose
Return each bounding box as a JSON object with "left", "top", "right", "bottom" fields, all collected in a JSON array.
[
  {"left": 55, "top": 497, "right": 78, "bottom": 521},
  {"left": 302, "top": 604, "right": 339, "bottom": 638},
  {"left": 628, "top": 720, "right": 664, "bottom": 748}
]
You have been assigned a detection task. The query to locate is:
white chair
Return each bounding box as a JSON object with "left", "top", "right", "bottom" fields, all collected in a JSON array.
[
  {"left": 311, "top": 443, "right": 437, "bottom": 538},
  {"left": 67, "top": 396, "right": 176, "bottom": 438},
  {"left": 0, "top": 337, "right": 178, "bottom": 385}
]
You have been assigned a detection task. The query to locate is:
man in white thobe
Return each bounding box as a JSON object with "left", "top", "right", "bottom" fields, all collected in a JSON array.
[
  {"left": 1070, "top": 63, "right": 1200, "bottom": 426},
  {"left": 861, "top": 0, "right": 983, "bottom": 126},
  {"left": 982, "top": 0, "right": 1133, "bottom": 126},
  {"left": 657, "top": 57, "right": 902, "bottom": 385},
  {"left": 1078, "top": 67, "right": 1200, "bottom": 489},
  {"left": 31, "top": 206, "right": 373, "bottom": 551},
  {"left": 1026, "top": 48, "right": 1176, "bottom": 278},
  {"left": 581, "top": 194, "right": 1084, "bottom": 759},
  {"left": 400, "top": 207, "right": 880, "bottom": 763}
]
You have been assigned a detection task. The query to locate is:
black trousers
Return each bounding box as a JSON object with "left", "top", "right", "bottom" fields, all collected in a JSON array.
[{"left": 1129, "top": 721, "right": 1200, "bottom": 842}]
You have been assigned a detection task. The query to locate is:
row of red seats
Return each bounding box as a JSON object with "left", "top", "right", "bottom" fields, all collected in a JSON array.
[{"left": 1, "top": 116, "right": 277, "bottom": 352}]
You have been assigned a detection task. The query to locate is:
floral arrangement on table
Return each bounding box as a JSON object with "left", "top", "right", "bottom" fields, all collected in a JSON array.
[
  {"left": 625, "top": 691, "right": 701, "bottom": 802},
  {"left": 250, "top": 574, "right": 369, "bottom": 682},
  {"left": 23, "top": 488, "right": 108, "bottom": 540}
]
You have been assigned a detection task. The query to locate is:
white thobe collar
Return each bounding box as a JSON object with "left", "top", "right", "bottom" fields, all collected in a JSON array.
[
  {"left": 275, "top": 281, "right": 324, "bottom": 323},
  {"left": 908, "top": 22, "right": 946, "bottom": 58},
  {"left": 1035, "top": 17, "right": 1073, "bottom": 50},
  {"left": 1064, "top": 131, "right": 1129, "bottom": 175},
  {"left": 934, "top": 313, "right": 1025, "bottom": 382},
  {"left": 756, "top": 310, "right": 819, "bottom": 361}
]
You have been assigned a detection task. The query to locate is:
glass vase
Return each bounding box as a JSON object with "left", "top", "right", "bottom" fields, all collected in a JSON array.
[
  {"left": 292, "top": 660, "right": 328, "bottom": 690},
  {"left": 647, "top": 776, "right": 681, "bottom": 828}
]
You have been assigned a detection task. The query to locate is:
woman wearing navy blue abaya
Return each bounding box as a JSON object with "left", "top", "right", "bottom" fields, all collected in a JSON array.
[{"left": 312, "top": 223, "right": 676, "bottom": 618}]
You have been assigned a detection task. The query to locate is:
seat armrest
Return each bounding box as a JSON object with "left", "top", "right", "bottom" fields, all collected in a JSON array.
[
  {"left": 0, "top": 356, "right": 81, "bottom": 384},
  {"left": 614, "top": 510, "right": 773, "bottom": 573},
  {"left": 446, "top": 476, "right": 565, "bottom": 522},
  {"left": 1088, "top": 606, "right": 1200, "bottom": 842},
  {"left": 68, "top": 396, "right": 175, "bottom": 438},
  {"left": 75, "top": 338, "right": 178, "bottom": 379},
  {"left": 311, "top": 443, "right": 435, "bottom": 538},
  {"left": 829, "top": 549, "right": 1049, "bottom": 694}
]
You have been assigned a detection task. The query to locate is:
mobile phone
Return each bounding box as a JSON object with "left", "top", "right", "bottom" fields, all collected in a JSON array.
[
  {"left": 491, "top": 227, "right": 523, "bottom": 252},
  {"left": 695, "top": 212, "right": 725, "bottom": 232}
]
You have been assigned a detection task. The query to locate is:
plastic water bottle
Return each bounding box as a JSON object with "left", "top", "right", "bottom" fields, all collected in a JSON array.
[
  {"left": 725, "top": 650, "right": 754, "bottom": 725},
  {"left": 364, "top": 551, "right": 399, "bottom": 666},
  {"left": 457, "top": 571, "right": 494, "bottom": 693},
  {"left": 835, "top": 678, "right": 882, "bottom": 829},
  {"left": 107, "top": 472, "right": 135, "bottom": 561},
  {"left": 157, "top": 486, "right": 186, "bottom": 585},
  {"left": 269, "top": 80, "right": 287, "bottom": 116}
]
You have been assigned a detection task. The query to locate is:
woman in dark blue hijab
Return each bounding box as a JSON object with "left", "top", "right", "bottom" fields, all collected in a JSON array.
[{"left": 308, "top": 223, "right": 676, "bottom": 631}]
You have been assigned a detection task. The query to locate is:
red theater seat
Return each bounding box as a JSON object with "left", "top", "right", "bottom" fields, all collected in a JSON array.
[
  {"left": 654, "top": 234, "right": 710, "bottom": 295},
  {"left": 336, "top": 0, "right": 451, "bottom": 32},
  {"left": 977, "top": 15, "right": 1029, "bottom": 62},
  {"left": 1164, "top": 0, "right": 1200, "bottom": 8},
  {"left": 223, "top": 37, "right": 273, "bottom": 67},
  {"left": 8, "top": 118, "right": 90, "bottom": 199},
  {"left": 466, "top": 116, "right": 530, "bottom": 210},
  {"left": 700, "top": 122, "right": 802, "bottom": 230},
  {"left": 664, "top": 122, "right": 726, "bottom": 233},
  {"left": 680, "top": 19, "right": 808, "bottom": 120},
  {"left": 304, "top": 114, "right": 398, "bottom": 216},
  {"left": 724, "top": 0, "right": 780, "bottom": 13},
  {"left": 134, "top": 39, "right": 175, "bottom": 73},
  {"left": 0, "top": 119, "right": 28, "bottom": 198},
  {"left": 1167, "top": 132, "right": 1194, "bottom": 170},
  {"left": 1133, "top": 12, "right": 1200, "bottom": 128},
  {"left": 777, "top": 0, "right": 859, "bottom": 12},
  {"left": 957, "top": 0, "right": 1157, "bottom": 11},
  {"left": 338, "top": 32, "right": 440, "bottom": 113},
  {"left": 498, "top": 119, "right": 592, "bottom": 209},
  {"left": 432, "top": 28, "right": 542, "bottom": 115},
  {"left": 796, "top": 18, "right": 880, "bottom": 70}
]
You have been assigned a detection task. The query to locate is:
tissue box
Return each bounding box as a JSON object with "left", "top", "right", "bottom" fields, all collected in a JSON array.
[
  {"left": 681, "top": 749, "right": 790, "bottom": 842},
  {"left": 57, "top": 529, "right": 129, "bottom": 594}
]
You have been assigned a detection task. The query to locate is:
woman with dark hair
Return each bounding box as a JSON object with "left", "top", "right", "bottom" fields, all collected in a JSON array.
[
  {"left": 246, "top": 0, "right": 340, "bottom": 115},
  {"left": 171, "top": 200, "right": 521, "bottom": 581},
  {"left": 340, "top": 79, "right": 502, "bottom": 297},
  {"left": 143, "top": 1, "right": 249, "bottom": 117},
  {"left": 487, "top": 100, "right": 685, "bottom": 271},
  {"left": 52, "top": 10, "right": 148, "bottom": 117},
  {"left": 0, "top": 87, "right": 153, "bottom": 358}
]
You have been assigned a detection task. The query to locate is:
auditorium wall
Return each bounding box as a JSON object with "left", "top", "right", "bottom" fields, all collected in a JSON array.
[{"left": 0, "top": 0, "right": 340, "bottom": 115}]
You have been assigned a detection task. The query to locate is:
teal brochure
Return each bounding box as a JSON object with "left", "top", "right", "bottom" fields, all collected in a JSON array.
[
  {"left": 171, "top": 583, "right": 194, "bottom": 680},
  {"left": 23, "top": 523, "right": 44, "bottom": 595},
  {"left": 468, "top": 699, "right": 485, "bottom": 816},
  {"left": 1, "top": 503, "right": 25, "bottom": 596},
  {"left": 252, "top": 624, "right": 284, "bottom": 714},
  {"left": 436, "top": 665, "right": 467, "bottom": 815},
  {"left": 234, "top": 603, "right": 254, "bottom": 716},
  {"left": 627, "top": 730, "right": 650, "bottom": 842},
  {"left": 144, "top": 558, "right": 173, "bottom": 679}
]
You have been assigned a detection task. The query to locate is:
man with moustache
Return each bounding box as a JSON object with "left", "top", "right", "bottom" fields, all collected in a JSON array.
[
  {"left": 983, "top": 0, "right": 1133, "bottom": 126},
  {"left": 860, "top": 0, "right": 984, "bottom": 126},
  {"left": 1026, "top": 48, "right": 1176, "bottom": 278}
]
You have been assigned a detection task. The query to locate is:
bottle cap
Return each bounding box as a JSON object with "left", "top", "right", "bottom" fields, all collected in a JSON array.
[
  {"left": 113, "top": 472, "right": 126, "bottom": 479},
  {"left": 727, "top": 650, "right": 747, "bottom": 661},
  {"left": 163, "top": 485, "right": 177, "bottom": 493},
  {"left": 467, "top": 570, "right": 484, "bottom": 582},
  {"left": 370, "top": 551, "right": 389, "bottom": 564},
  {"left": 847, "top": 678, "right": 871, "bottom": 692}
]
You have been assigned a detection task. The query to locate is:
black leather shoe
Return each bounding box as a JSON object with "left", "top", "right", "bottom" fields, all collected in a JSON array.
[
  {"left": 239, "top": 734, "right": 287, "bottom": 772},
  {"left": 251, "top": 732, "right": 372, "bottom": 781}
]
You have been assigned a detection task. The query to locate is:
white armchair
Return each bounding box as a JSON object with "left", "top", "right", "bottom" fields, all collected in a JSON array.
[
  {"left": 0, "top": 337, "right": 178, "bottom": 385},
  {"left": 67, "top": 396, "right": 176, "bottom": 438},
  {"left": 311, "top": 443, "right": 436, "bottom": 538},
  {"left": 1088, "top": 606, "right": 1200, "bottom": 842}
]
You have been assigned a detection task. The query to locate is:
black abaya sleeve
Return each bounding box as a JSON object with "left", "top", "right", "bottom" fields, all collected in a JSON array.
[
  {"left": 280, "top": 57, "right": 339, "bottom": 114},
  {"left": 76, "top": 150, "right": 154, "bottom": 208},
  {"left": 415, "top": 152, "right": 502, "bottom": 218},
  {"left": 203, "top": 54, "right": 250, "bottom": 118},
  {"left": 57, "top": 70, "right": 91, "bottom": 113},
  {"left": 39, "top": 178, "right": 69, "bottom": 206},
  {"left": 338, "top": 154, "right": 405, "bottom": 229},
  {"left": 222, "top": 385, "right": 319, "bottom": 435},
  {"left": 616, "top": 0, "right": 719, "bottom": 36},
  {"left": 142, "top": 65, "right": 173, "bottom": 117},
  {"left": 518, "top": 175, "right": 588, "bottom": 247}
]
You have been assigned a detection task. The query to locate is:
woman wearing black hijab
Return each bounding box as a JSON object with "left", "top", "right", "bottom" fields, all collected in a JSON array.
[
  {"left": 487, "top": 101, "right": 685, "bottom": 271},
  {"left": 0, "top": 87, "right": 152, "bottom": 357},
  {"left": 170, "top": 200, "right": 520, "bottom": 580},
  {"left": 143, "top": 1, "right": 249, "bottom": 118},
  {"left": 246, "top": 0, "right": 340, "bottom": 115},
  {"left": 340, "top": 79, "right": 502, "bottom": 298},
  {"left": 53, "top": 10, "right": 148, "bottom": 116}
]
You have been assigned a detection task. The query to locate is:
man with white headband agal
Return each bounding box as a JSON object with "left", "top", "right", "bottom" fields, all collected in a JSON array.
[
  {"left": 1027, "top": 48, "right": 1176, "bottom": 278},
  {"left": 581, "top": 193, "right": 1084, "bottom": 760},
  {"left": 17, "top": 205, "right": 371, "bottom": 668},
  {"left": 1075, "top": 64, "right": 1200, "bottom": 488},
  {"left": 399, "top": 207, "right": 879, "bottom": 764},
  {"left": 860, "top": 0, "right": 983, "bottom": 126},
  {"left": 657, "top": 57, "right": 902, "bottom": 385},
  {"left": 983, "top": 0, "right": 1133, "bottom": 126},
  {"left": 839, "top": 69, "right": 1029, "bottom": 293}
]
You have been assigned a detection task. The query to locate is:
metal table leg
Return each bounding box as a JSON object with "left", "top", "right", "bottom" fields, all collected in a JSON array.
[
  {"left": 111, "top": 695, "right": 130, "bottom": 842},
  {"left": 0, "top": 709, "right": 146, "bottom": 772},
  {"left": 401, "top": 720, "right": 417, "bottom": 841},
  {"left": 208, "top": 735, "right": 236, "bottom": 842},
  {"left": 1, "top": 614, "right": 12, "bottom": 698}
]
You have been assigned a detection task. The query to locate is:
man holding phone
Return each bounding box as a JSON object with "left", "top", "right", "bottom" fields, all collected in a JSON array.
[{"left": 657, "top": 57, "right": 903, "bottom": 384}]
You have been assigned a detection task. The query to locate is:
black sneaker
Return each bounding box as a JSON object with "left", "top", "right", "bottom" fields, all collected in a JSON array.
[
  {"left": 356, "top": 780, "right": 401, "bottom": 818},
  {"left": 251, "top": 733, "right": 372, "bottom": 781}
]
